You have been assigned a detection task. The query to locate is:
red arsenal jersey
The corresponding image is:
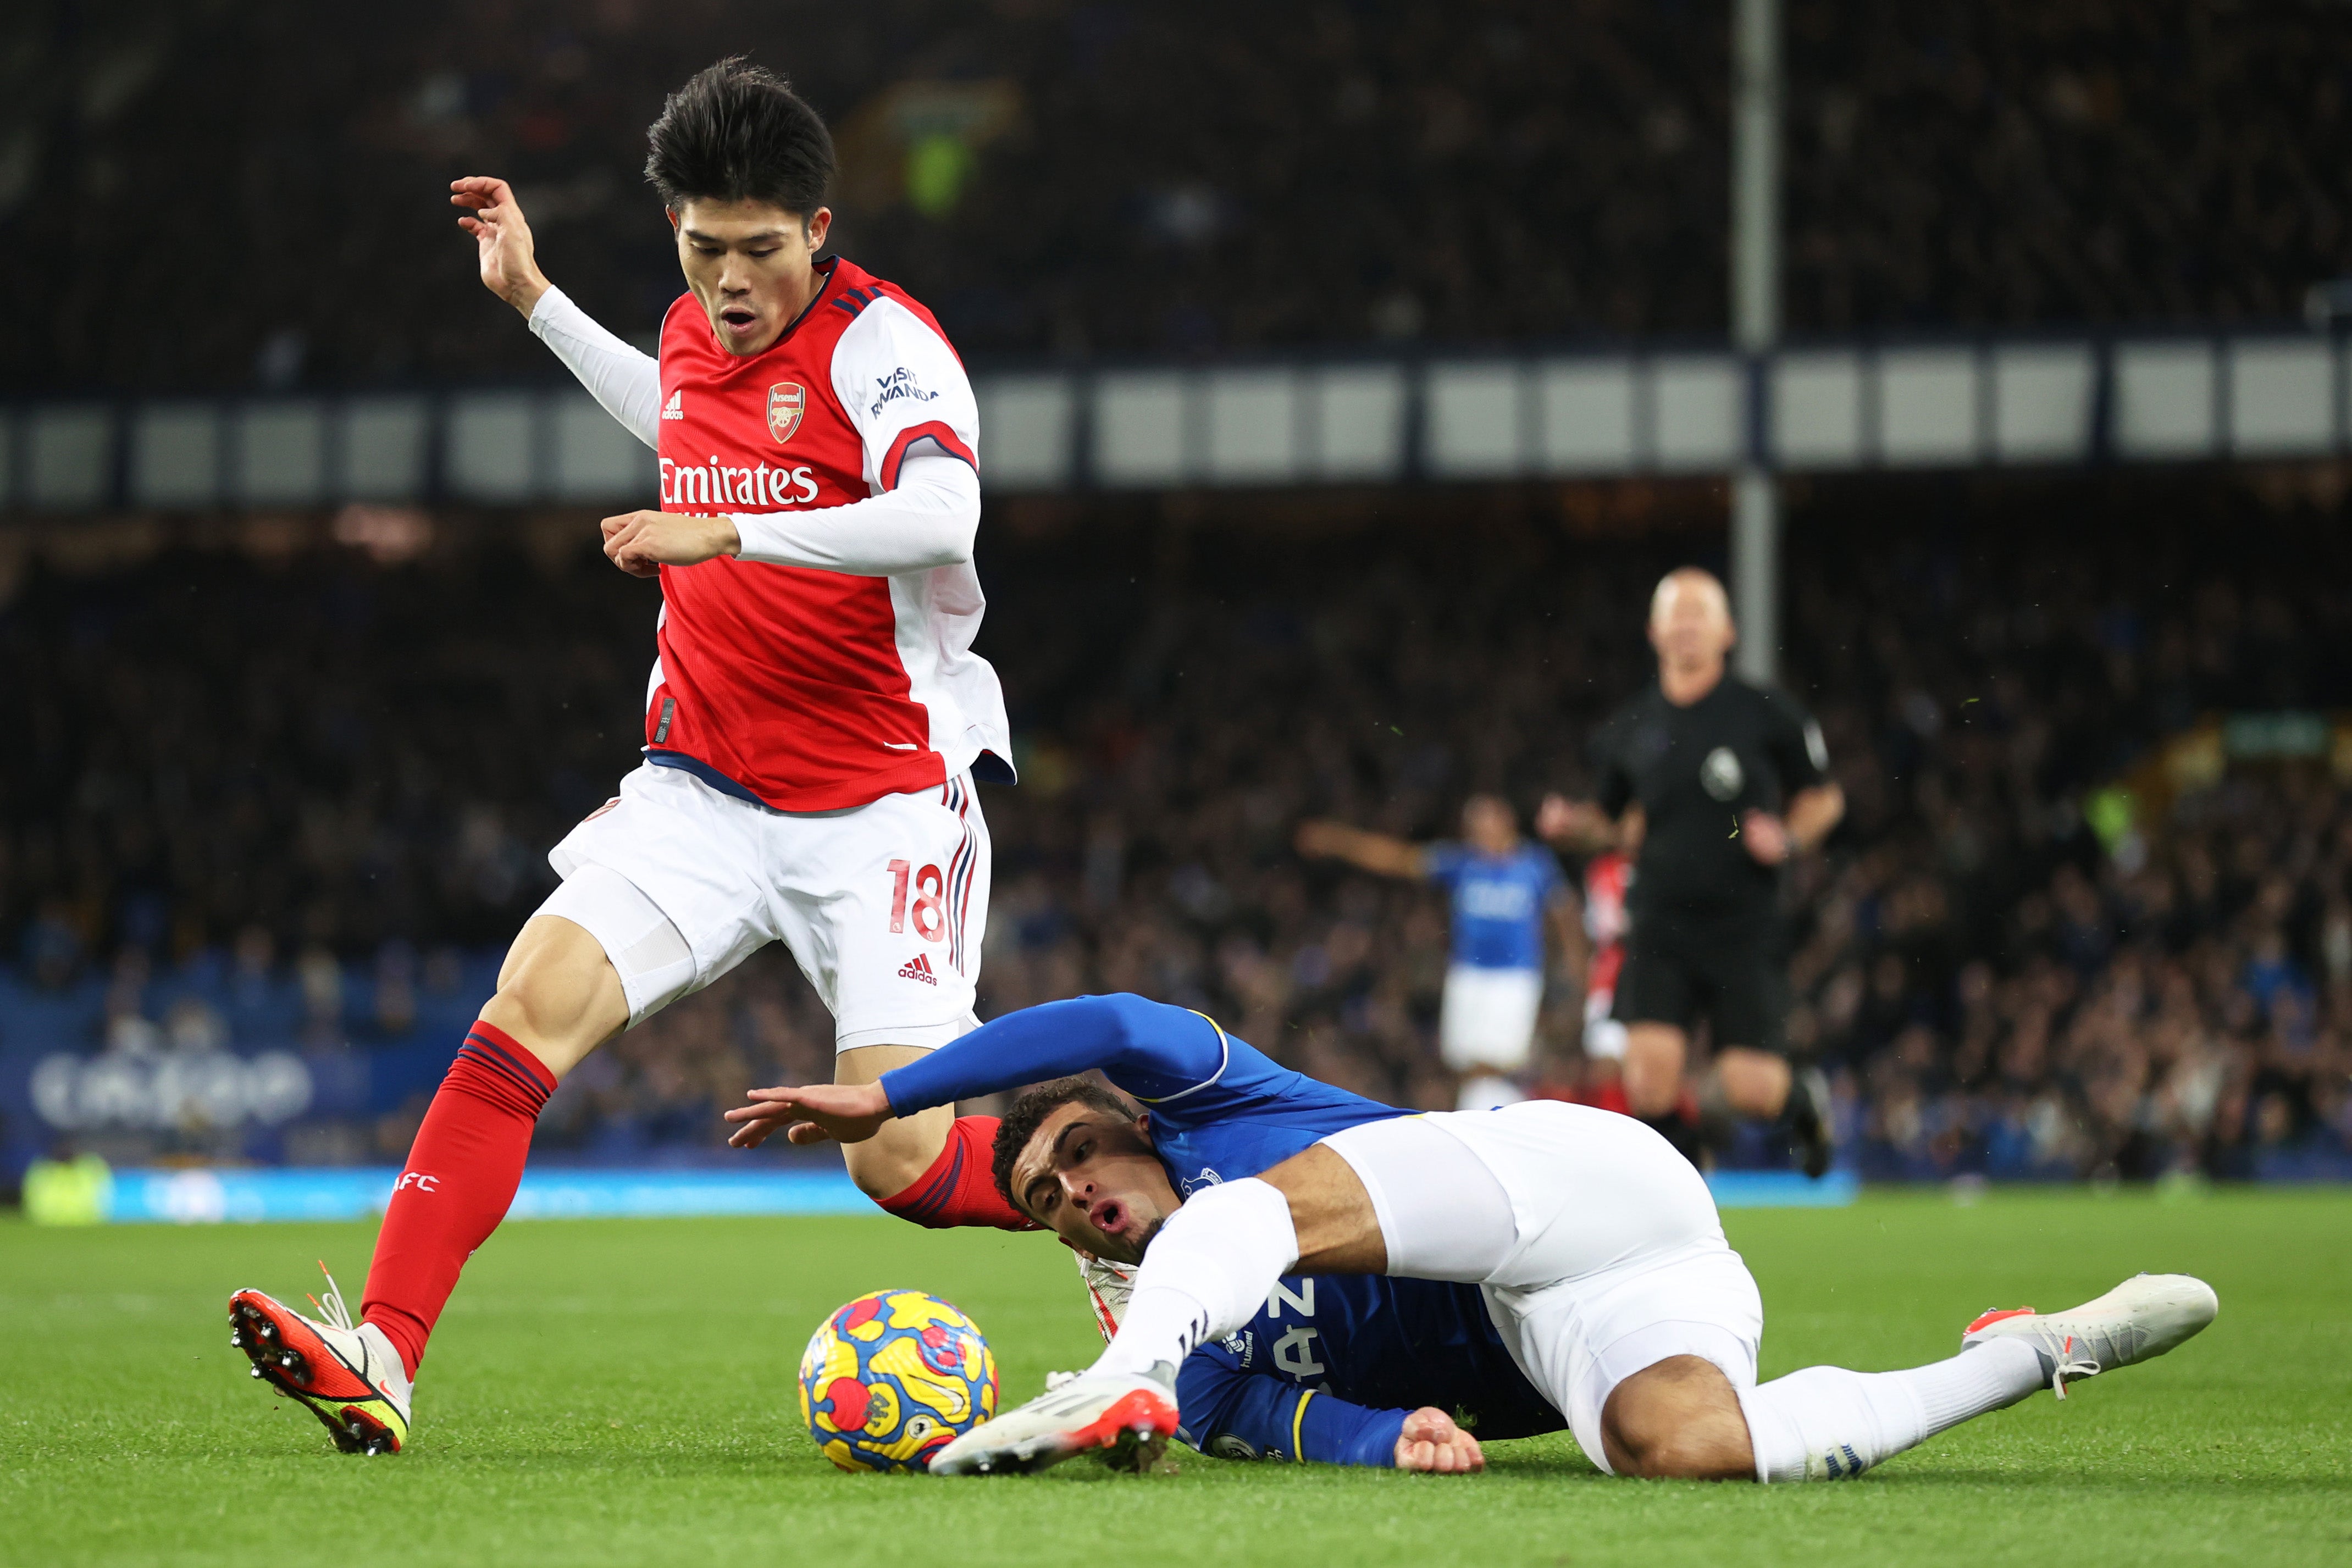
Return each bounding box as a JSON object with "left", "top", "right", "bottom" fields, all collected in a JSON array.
[{"left": 648, "top": 257, "right": 1007, "bottom": 811}]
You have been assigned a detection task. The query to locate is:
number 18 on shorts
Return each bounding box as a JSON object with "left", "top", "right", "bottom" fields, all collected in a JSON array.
[{"left": 543, "top": 763, "right": 992, "bottom": 1051}]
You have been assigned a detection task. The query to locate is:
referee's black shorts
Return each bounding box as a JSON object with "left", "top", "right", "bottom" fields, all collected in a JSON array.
[{"left": 1611, "top": 909, "right": 1790, "bottom": 1055}]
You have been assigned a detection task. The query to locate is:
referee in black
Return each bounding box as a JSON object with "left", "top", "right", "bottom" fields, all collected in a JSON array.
[{"left": 1540, "top": 567, "right": 1845, "bottom": 1175}]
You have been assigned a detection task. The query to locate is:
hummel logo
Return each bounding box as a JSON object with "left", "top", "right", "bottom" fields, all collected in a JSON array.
[
  {"left": 898, "top": 954, "right": 938, "bottom": 984},
  {"left": 662, "top": 389, "right": 684, "bottom": 420}
]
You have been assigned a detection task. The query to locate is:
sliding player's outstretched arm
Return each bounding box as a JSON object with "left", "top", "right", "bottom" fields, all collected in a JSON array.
[
  {"left": 452, "top": 175, "right": 663, "bottom": 447},
  {"left": 723, "top": 994, "right": 1221, "bottom": 1149}
]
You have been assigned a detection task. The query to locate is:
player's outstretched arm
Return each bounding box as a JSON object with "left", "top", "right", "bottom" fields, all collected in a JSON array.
[
  {"left": 1535, "top": 793, "right": 1622, "bottom": 852},
  {"left": 456, "top": 176, "right": 663, "bottom": 447},
  {"left": 724, "top": 994, "right": 1225, "bottom": 1148},
  {"left": 452, "top": 177, "right": 550, "bottom": 318},
  {"left": 1294, "top": 820, "right": 1426, "bottom": 879}
]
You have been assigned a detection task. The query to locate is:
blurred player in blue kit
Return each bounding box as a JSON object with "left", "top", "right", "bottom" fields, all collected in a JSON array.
[
  {"left": 729, "top": 993, "right": 2218, "bottom": 1478},
  {"left": 1297, "top": 796, "right": 1578, "bottom": 1109}
]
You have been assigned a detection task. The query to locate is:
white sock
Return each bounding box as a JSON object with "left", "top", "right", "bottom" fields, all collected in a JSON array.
[
  {"left": 1091, "top": 1177, "right": 1298, "bottom": 1382},
  {"left": 1735, "top": 1338, "right": 2044, "bottom": 1481}
]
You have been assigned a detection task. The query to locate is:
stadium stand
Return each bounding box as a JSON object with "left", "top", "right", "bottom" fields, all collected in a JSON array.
[
  {"left": 4, "top": 1, "right": 2347, "bottom": 392},
  {"left": 1, "top": 468, "right": 2347, "bottom": 1182}
]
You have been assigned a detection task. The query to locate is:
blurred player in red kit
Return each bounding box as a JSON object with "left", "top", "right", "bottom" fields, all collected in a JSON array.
[
  {"left": 1577, "top": 849, "right": 1635, "bottom": 1115},
  {"left": 225, "top": 59, "right": 1030, "bottom": 1455}
]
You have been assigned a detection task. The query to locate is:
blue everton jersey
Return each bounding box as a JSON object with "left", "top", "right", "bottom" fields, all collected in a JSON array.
[
  {"left": 1177, "top": 1272, "right": 1564, "bottom": 1464},
  {"left": 1423, "top": 843, "right": 1564, "bottom": 971},
  {"left": 883, "top": 993, "right": 1409, "bottom": 1193}
]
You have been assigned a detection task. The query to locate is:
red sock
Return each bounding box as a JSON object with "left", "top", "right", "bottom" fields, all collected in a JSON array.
[
  {"left": 361, "top": 1020, "right": 554, "bottom": 1377},
  {"left": 876, "top": 1115, "right": 1037, "bottom": 1231}
]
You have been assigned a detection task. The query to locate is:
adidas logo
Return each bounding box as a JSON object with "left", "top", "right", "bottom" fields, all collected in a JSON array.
[
  {"left": 662, "top": 389, "right": 684, "bottom": 420},
  {"left": 898, "top": 954, "right": 938, "bottom": 985}
]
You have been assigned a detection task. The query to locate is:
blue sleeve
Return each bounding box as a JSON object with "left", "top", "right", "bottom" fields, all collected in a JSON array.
[
  {"left": 1177, "top": 1346, "right": 1407, "bottom": 1467},
  {"left": 1423, "top": 843, "right": 1466, "bottom": 888},
  {"left": 879, "top": 994, "right": 1228, "bottom": 1117}
]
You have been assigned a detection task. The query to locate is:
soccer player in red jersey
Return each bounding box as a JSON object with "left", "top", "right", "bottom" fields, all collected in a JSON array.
[{"left": 226, "top": 59, "right": 1027, "bottom": 1455}]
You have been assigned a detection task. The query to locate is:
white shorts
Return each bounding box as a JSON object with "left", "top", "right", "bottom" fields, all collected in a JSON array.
[
  {"left": 1438, "top": 964, "right": 1543, "bottom": 1072},
  {"left": 536, "top": 761, "right": 990, "bottom": 1049},
  {"left": 1325, "top": 1101, "right": 1762, "bottom": 1474}
]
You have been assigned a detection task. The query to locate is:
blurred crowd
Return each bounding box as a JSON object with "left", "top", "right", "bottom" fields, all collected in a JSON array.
[
  {"left": 7, "top": 0, "right": 2348, "bottom": 392},
  {"left": 3, "top": 467, "right": 2350, "bottom": 1182}
]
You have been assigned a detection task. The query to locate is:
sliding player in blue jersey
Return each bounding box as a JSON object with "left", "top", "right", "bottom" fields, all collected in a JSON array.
[
  {"left": 1053, "top": 1099, "right": 1563, "bottom": 1470},
  {"left": 728, "top": 994, "right": 2218, "bottom": 1481}
]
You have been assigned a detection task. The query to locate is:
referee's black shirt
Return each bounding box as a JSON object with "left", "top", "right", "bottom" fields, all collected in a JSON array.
[{"left": 1589, "top": 675, "right": 1829, "bottom": 924}]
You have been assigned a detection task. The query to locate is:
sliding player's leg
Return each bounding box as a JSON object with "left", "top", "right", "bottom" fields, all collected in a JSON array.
[{"left": 1607, "top": 1270, "right": 2219, "bottom": 1482}]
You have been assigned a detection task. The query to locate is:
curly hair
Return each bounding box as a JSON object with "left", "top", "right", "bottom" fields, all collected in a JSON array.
[{"left": 989, "top": 1077, "right": 1142, "bottom": 1217}]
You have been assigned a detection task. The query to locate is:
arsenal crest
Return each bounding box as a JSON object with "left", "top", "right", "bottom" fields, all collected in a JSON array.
[{"left": 766, "top": 383, "right": 806, "bottom": 444}]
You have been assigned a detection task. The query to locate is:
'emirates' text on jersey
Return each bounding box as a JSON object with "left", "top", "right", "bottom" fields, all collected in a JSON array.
[{"left": 649, "top": 257, "right": 1010, "bottom": 812}]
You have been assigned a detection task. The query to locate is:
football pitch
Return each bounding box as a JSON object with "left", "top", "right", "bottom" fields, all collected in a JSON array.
[{"left": 3, "top": 1188, "right": 2345, "bottom": 1568}]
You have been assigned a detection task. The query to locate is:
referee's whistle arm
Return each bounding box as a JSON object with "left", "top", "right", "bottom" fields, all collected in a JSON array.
[{"left": 1769, "top": 783, "right": 1847, "bottom": 862}]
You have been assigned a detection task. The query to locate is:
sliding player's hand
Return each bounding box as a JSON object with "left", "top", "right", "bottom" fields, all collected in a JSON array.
[
  {"left": 724, "top": 1079, "right": 892, "bottom": 1149},
  {"left": 1394, "top": 1406, "right": 1485, "bottom": 1473},
  {"left": 601, "top": 511, "right": 742, "bottom": 578},
  {"left": 451, "top": 176, "right": 550, "bottom": 318}
]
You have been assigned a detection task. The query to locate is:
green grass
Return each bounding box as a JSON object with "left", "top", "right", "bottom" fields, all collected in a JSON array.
[{"left": 2, "top": 1188, "right": 2347, "bottom": 1568}]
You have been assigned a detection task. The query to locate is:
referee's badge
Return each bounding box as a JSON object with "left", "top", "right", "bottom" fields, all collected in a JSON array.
[
  {"left": 1701, "top": 745, "right": 1745, "bottom": 801},
  {"left": 766, "top": 381, "right": 805, "bottom": 444}
]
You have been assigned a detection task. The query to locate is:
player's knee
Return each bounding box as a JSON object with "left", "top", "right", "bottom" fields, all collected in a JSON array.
[
  {"left": 1603, "top": 1357, "right": 1753, "bottom": 1482},
  {"left": 482, "top": 923, "right": 626, "bottom": 1074}
]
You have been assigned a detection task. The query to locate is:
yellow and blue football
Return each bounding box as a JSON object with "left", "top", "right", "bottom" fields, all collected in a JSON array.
[{"left": 797, "top": 1288, "right": 999, "bottom": 1473}]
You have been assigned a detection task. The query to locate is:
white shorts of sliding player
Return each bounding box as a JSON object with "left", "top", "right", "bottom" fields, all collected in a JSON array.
[
  {"left": 535, "top": 761, "right": 990, "bottom": 1046},
  {"left": 1325, "top": 1102, "right": 1760, "bottom": 1472}
]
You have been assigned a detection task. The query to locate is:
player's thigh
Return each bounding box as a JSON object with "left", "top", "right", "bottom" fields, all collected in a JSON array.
[
  {"left": 767, "top": 773, "right": 992, "bottom": 1051},
  {"left": 1438, "top": 965, "right": 1542, "bottom": 1072},
  {"left": 1433, "top": 1100, "right": 1725, "bottom": 1284},
  {"left": 540, "top": 766, "right": 779, "bottom": 1029}
]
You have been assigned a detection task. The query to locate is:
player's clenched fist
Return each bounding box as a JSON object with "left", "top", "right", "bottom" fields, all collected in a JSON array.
[
  {"left": 1395, "top": 1406, "right": 1485, "bottom": 1473},
  {"left": 600, "top": 510, "right": 743, "bottom": 577}
]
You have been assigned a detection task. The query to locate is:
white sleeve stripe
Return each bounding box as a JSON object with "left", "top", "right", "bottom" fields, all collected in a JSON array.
[{"left": 1128, "top": 1012, "right": 1233, "bottom": 1105}]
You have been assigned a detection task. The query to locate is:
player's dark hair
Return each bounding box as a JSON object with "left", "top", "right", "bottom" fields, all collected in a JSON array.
[
  {"left": 991, "top": 1077, "right": 1142, "bottom": 1217},
  {"left": 644, "top": 57, "right": 834, "bottom": 221}
]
